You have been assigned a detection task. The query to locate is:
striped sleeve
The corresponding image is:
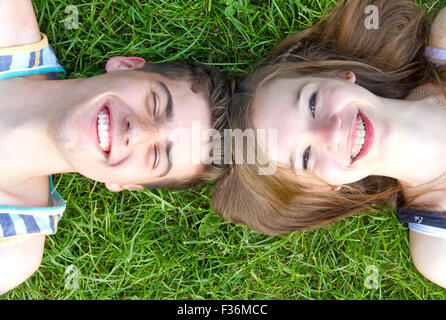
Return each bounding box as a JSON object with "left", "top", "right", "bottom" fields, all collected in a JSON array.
[
  {"left": 0, "top": 212, "right": 63, "bottom": 238},
  {"left": 0, "top": 33, "right": 65, "bottom": 80},
  {"left": 0, "top": 176, "right": 66, "bottom": 243}
]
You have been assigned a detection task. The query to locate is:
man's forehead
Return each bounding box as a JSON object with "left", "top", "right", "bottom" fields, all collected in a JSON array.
[
  {"left": 168, "top": 122, "right": 213, "bottom": 164},
  {"left": 168, "top": 85, "right": 210, "bottom": 126},
  {"left": 135, "top": 69, "right": 193, "bottom": 88},
  {"left": 161, "top": 89, "right": 212, "bottom": 178},
  {"left": 138, "top": 68, "right": 213, "bottom": 179}
]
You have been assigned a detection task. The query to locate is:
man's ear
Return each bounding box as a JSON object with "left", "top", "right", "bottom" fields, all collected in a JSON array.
[
  {"left": 105, "top": 183, "right": 144, "bottom": 192},
  {"left": 105, "top": 56, "right": 146, "bottom": 73}
]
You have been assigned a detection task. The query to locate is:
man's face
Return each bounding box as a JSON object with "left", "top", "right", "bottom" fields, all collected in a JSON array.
[{"left": 50, "top": 58, "right": 212, "bottom": 191}]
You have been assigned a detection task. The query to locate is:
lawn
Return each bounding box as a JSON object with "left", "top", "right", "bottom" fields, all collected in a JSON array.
[{"left": 3, "top": 0, "right": 446, "bottom": 299}]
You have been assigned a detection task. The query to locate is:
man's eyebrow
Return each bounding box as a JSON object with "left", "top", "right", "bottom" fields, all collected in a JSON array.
[
  {"left": 158, "top": 81, "right": 173, "bottom": 121},
  {"left": 157, "top": 141, "right": 173, "bottom": 178}
]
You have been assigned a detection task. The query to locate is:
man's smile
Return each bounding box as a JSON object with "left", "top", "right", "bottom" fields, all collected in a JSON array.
[{"left": 97, "top": 106, "right": 111, "bottom": 155}]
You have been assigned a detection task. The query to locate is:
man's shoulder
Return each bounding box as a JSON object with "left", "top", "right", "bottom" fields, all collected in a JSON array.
[{"left": 0, "top": 176, "right": 50, "bottom": 208}]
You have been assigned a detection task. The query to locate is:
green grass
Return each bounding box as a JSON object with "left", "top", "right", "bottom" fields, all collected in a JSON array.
[{"left": 3, "top": 0, "right": 446, "bottom": 299}]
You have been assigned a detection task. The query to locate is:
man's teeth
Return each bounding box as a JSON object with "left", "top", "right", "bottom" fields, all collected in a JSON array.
[
  {"left": 351, "top": 115, "right": 366, "bottom": 159},
  {"left": 98, "top": 110, "right": 110, "bottom": 152}
]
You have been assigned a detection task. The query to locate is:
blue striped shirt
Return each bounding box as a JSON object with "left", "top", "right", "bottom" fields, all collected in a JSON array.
[
  {"left": 0, "top": 33, "right": 65, "bottom": 80},
  {"left": 0, "top": 33, "right": 66, "bottom": 243},
  {"left": 0, "top": 177, "right": 66, "bottom": 239}
]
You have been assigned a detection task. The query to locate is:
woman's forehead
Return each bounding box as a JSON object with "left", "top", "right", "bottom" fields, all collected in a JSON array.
[{"left": 252, "top": 77, "right": 305, "bottom": 114}]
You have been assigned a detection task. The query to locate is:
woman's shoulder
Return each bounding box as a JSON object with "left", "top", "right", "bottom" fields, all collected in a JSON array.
[
  {"left": 405, "top": 82, "right": 446, "bottom": 106},
  {"left": 402, "top": 78, "right": 446, "bottom": 210},
  {"left": 418, "top": 82, "right": 446, "bottom": 97},
  {"left": 409, "top": 229, "right": 446, "bottom": 289}
]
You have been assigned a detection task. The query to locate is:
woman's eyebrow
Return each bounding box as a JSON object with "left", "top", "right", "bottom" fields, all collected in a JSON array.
[
  {"left": 295, "top": 84, "right": 303, "bottom": 110},
  {"left": 158, "top": 81, "right": 173, "bottom": 121},
  {"left": 290, "top": 149, "right": 298, "bottom": 170},
  {"left": 289, "top": 86, "right": 304, "bottom": 170}
]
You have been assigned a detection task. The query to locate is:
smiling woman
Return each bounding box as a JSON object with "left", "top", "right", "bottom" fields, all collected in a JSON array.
[
  {"left": 214, "top": 0, "right": 433, "bottom": 233},
  {"left": 211, "top": 0, "right": 446, "bottom": 288}
]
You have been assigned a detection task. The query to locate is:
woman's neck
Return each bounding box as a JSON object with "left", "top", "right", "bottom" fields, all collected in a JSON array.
[{"left": 374, "top": 85, "right": 446, "bottom": 189}]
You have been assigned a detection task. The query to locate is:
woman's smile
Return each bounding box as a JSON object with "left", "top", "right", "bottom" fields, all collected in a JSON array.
[{"left": 350, "top": 110, "right": 374, "bottom": 164}]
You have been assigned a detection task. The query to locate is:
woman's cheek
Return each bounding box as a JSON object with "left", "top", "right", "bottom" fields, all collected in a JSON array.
[
  {"left": 314, "top": 158, "right": 351, "bottom": 185},
  {"left": 312, "top": 160, "right": 335, "bottom": 184}
]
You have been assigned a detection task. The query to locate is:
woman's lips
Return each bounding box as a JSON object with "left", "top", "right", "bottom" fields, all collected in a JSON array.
[
  {"left": 349, "top": 111, "right": 358, "bottom": 160},
  {"left": 351, "top": 110, "right": 374, "bottom": 164}
]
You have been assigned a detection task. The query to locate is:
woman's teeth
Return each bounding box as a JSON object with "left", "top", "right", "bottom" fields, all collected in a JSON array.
[
  {"left": 351, "top": 114, "right": 366, "bottom": 159},
  {"left": 98, "top": 110, "right": 111, "bottom": 153}
]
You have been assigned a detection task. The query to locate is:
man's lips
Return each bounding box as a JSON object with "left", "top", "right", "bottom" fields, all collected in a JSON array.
[
  {"left": 93, "top": 96, "right": 136, "bottom": 167},
  {"left": 96, "top": 104, "right": 113, "bottom": 159}
]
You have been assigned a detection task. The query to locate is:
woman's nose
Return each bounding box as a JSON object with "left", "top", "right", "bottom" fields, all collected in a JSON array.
[{"left": 315, "top": 114, "right": 343, "bottom": 153}]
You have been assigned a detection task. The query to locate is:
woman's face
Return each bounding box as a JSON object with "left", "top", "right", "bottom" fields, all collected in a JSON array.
[{"left": 251, "top": 73, "right": 396, "bottom": 189}]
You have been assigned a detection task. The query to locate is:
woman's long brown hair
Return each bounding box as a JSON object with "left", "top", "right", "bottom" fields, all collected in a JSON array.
[{"left": 212, "top": 0, "right": 446, "bottom": 235}]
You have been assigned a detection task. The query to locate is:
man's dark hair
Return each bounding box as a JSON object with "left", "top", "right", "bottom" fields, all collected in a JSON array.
[{"left": 140, "top": 61, "right": 231, "bottom": 190}]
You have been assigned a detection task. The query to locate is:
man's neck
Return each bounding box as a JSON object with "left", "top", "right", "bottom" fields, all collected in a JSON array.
[{"left": 0, "top": 77, "right": 78, "bottom": 186}]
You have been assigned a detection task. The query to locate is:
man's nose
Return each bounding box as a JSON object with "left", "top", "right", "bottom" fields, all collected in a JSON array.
[
  {"left": 125, "top": 115, "right": 159, "bottom": 147},
  {"left": 315, "top": 114, "right": 343, "bottom": 153}
]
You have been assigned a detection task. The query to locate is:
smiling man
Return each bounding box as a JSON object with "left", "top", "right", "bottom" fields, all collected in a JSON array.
[
  {"left": 41, "top": 60, "right": 227, "bottom": 191},
  {"left": 0, "top": 0, "right": 230, "bottom": 294}
]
